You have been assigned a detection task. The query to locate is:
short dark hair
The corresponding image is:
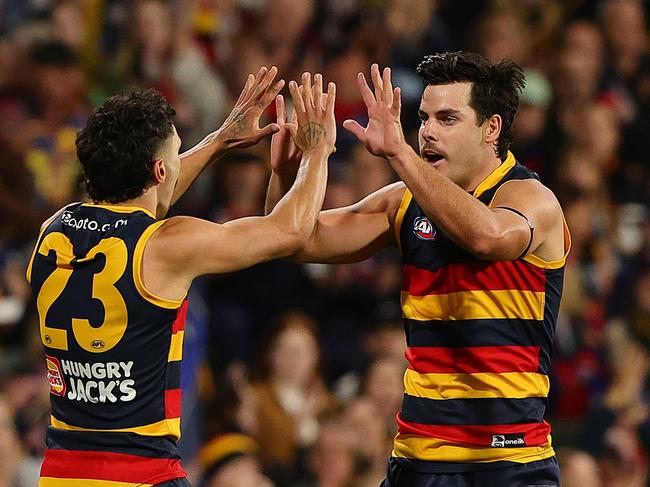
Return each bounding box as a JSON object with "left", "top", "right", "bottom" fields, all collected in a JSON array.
[
  {"left": 416, "top": 51, "right": 525, "bottom": 160},
  {"left": 76, "top": 89, "right": 175, "bottom": 203}
]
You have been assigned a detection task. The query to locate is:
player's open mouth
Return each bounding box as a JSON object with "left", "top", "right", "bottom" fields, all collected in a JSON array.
[{"left": 422, "top": 151, "right": 444, "bottom": 165}]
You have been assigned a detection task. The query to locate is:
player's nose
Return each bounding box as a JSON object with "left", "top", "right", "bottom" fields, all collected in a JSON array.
[{"left": 420, "top": 119, "right": 438, "bottom": 142}]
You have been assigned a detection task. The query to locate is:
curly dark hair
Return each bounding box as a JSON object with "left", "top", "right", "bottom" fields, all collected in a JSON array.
[
  {"left": 76, "top": 89, "right": 176, "bottom": 203},
  {"left": 416, "top": 51, "right": 525, "bottom": 160}
]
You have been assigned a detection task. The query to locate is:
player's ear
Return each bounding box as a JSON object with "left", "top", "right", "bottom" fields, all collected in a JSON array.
[
  {"left": 152, "top": 158, "right": 166, "bottom": 184},
  {"left": 484, "top": 114, "right": 502, "bottom": 145}
]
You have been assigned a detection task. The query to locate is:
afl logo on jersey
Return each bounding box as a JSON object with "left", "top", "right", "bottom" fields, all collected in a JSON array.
[
  {"left": 46, "top": 355, "right": 67, "bottom": 397},
  {"left": 413, "top": 216, "right": 436, "bottom": 240}
]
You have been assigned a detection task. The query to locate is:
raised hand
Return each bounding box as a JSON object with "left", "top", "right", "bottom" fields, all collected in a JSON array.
[
  {"left": 218, "top": 66, "right": 285, "bottom": 149},
  {"left": 342, "top": 64, "right": 407, "bottom": 159},
  {"left": 286, "top": 72, "right": 336, "bottom": 155},
  {"left": 270, "top": 93, "right": 301, "bottom": 178}
]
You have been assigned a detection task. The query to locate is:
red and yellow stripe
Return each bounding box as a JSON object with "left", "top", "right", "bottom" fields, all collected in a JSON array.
[
  {"left": 403, "top": 261, "right": 547, "bottom": 295},
  {"left": 165, "top": 300, "right": 187, "bottom": 435},
  {"left": 406, "top": 345, "right": 541, "bottom": 374},
  {"left": 402, "top": 289, "right": 545, "bottom": 321},
  {"left": 402, "top": 261, "right": 547, "bottom": 322},
  {"left": 396, "top": 414, "right": 552, "bottom": 447},
  {"left": 403, "top": 369, "right": 550, "bottom": 400},
  {"left": 40, "top": 449, "right": 185, "bottom": 486}
]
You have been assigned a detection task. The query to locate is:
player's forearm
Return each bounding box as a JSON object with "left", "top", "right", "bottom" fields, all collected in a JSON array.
[
  {"left": 264, "top": 170, "right": 296, "bottom": 215},
  {"left": 387, "top": 146, "right": 505, "bottom": 257},
  {"left": 269, "top": 148, "right": 329, "bottom": 244},
  {"left": 172, "top": 130, "right": 228, "bottom": 205}
]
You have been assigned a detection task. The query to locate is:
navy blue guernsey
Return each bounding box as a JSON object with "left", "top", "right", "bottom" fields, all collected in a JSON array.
[
  {"left": 391, "top": 152, "right": 571, "bottom": 472},
  {"left": 27, "top": 203, "right": 187, "bottom": 486}
]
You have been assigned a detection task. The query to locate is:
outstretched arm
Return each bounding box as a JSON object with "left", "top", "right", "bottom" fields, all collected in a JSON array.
[
  {"left": 344, "top": 64, "right": 564, "bottom": 261},
  {"left": 265, "top": 93, "right": 302, "bottom": 215},
  {"left": 264, "top": 85, "right": 403, "bottom": 264},
  {"left": 145, "top": 73, "right": 337, "bottom": 300},
  {"left": 171, "top": 66, "right": 285, "bottom": 205}
]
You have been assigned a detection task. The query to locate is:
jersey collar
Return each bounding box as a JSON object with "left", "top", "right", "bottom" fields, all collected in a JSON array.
[
  {"left": 83, "top": 203, "right": 156, "bottom": 219},
  {"left": 471, "top": 151, "right": 516, "bottom": 199}
]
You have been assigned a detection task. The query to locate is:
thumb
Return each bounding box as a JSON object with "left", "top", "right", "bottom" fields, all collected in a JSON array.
[
  {"left": 342, "top": 119, "right": 365, "bottom": 140},
  {"left": 258, "top": 123, "right": 280, "bottom": 139}
]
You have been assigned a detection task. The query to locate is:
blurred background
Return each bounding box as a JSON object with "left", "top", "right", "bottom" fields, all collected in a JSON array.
[{"left": 0, "top": 0, "right": 648, "bottom": 486}]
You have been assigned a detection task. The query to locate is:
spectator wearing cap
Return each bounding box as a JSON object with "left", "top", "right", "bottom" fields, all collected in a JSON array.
[{"left": 197, "top": 433, "right": 273, "bottom": 487}]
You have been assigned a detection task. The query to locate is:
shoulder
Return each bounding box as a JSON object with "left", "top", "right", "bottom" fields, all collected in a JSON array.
[
  {"left": 149, "top": 215, "right": 207, "bottom": 236},
  {"left": 39, "top": 202, "right": 81, "bottom": 233},
  {"left": 491, "top": 179, "right": 562, "bottom": 228},
  {"left": 144, "top": 216, "right": 221, "bottom": 256},
  {"left": 491, "top": 179, "right": 560, "bottom": 210},
  {"left": 383, "top": 181, "right": 408, "bottom": 201}
]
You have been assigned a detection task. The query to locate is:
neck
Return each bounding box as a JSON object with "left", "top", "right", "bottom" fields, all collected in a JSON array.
[
  {"left": 98, "top": 188, "right": 159, "bottom": 218},
  {"left": 464, "top": 149, "right": 503, "bottom": 193}
]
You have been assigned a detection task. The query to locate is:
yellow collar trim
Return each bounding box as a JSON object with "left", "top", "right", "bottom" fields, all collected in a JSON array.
[
  {"left": 471, "top": 151, "right": 516, "bottom": 199},
  {"left": 82, "top": 203, "right": 156, "bottom": 219}
]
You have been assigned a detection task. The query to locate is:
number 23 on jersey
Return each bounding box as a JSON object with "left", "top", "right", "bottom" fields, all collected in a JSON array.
[{"left": 34, "top": 232, "right": 129, "bottom": 353}]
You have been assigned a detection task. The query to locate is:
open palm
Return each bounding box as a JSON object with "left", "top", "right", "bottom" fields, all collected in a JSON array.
[
  {"left": 219, "top": 66, "right": 285, "bottom": 149},
  {"left": 343, "top": 64, "right": 407, "bottom": 158}
]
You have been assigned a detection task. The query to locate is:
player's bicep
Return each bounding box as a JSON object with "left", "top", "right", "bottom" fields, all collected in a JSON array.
[
  {"left": 297, "top": 182, "right": 406, "bottom": 264},
  {"left": 487, "top": 180, "right": 561, "bottom": 260},
  {"left": 298, "top": 208, "right": 393, "bottom": 263}
]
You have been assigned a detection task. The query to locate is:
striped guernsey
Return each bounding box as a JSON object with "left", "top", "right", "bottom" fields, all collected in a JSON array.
[
  {"left": 391, "top": 152, "right": 571, "bottom": 472},
  {"left": 28, "top": 203, "right": 188, "bottom": 486}
]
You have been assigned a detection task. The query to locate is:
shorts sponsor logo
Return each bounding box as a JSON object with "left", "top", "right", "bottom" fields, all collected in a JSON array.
[
  {"left": 413, "top": 216, "right": 436, "bottom": 240},
  {"left": 46, "top": 355, "right": 67, "bottom": 397},
  {"left": 491, "top": 434, "right": 526, "bottom": 447}
]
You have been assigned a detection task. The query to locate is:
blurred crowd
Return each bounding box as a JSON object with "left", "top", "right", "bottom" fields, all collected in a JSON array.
[{"left": 0, "top": 0, "right": 649, "bottom": 486}]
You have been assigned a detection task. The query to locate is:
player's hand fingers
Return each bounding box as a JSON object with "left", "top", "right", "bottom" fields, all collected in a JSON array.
[
  {"left": 256, "top": 78, "right": 284, "bottom": 112},
  {"left": 289, "top": 80, "right": 307, "bottom": 125},
  {"left": 256, "top": 122, "right": 281, "bottom": 139},
  {"left": 342, "top": 119, "right": 365, "bottom": 141},
  {"left": 301, "top": 72, "right": 314, "bottom": 113},
  {"left": 235, "top": 73, "right": 255, "bottom": 105},
  {"left": 276, "top": 94, "right": 286, "bottom": 125},
  {"left": 383, "top": 67, "right": 393, "bottom": 106},
  {"left": 357, "top": 72, "right": 376, "bottom": 108},
  {"left": 391, "top": 87, "right": 401, "bottom": 117},
  {"left": 313, "top": 73, "right": 323, "bottom": 113},
  {"left": 252, "top": 66, "right": 278, "bottom": 100},
  {"left": 371, "top": 63, "right": 383, "bottom": 103},
  {"left": 325, "top": 81, "right": 336, "bottom": 116}
]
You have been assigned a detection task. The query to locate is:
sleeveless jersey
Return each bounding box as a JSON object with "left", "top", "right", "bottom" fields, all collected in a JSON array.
[
  {"left": 392, "top": 152, "right": 571, "bottom": 472},
  {"left": 27, "top": 203, "right": 188, "bottom": 486}
]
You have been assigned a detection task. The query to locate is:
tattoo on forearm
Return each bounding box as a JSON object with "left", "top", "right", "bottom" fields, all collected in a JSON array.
[{"left": 297, "top": 122, "right": 326, "bottom": 148}]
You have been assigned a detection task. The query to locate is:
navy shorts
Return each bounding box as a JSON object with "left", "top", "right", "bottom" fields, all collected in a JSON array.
[
  {"left": 155, "top": 478, "right": 192, "bottom": 487},
  {"left": 380, "top": 457, "right": 560, "bottom": 487}
]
